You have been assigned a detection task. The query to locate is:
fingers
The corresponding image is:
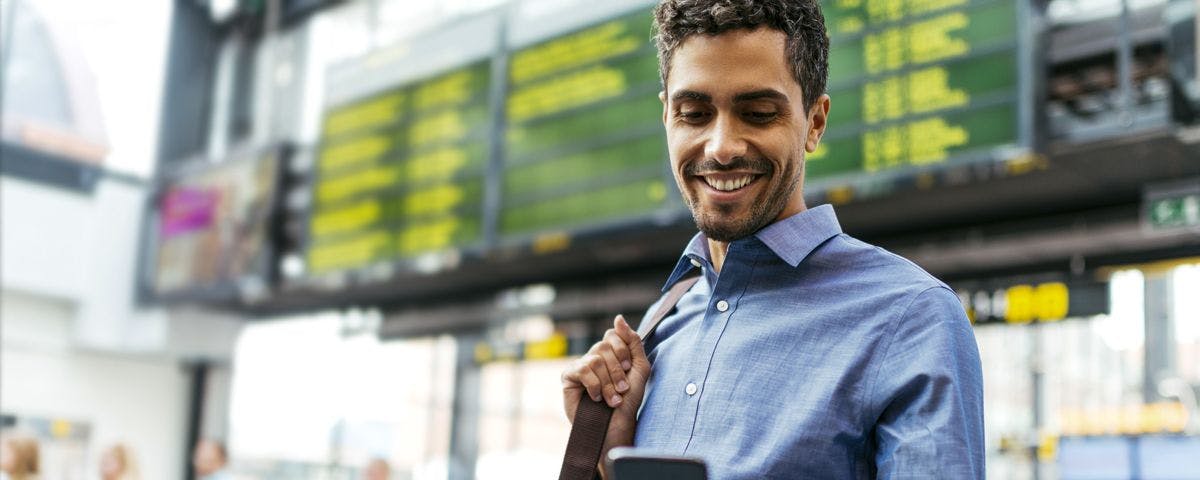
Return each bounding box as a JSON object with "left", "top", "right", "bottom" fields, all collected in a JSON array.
[
  {"left": 561, "top": 314, "right": 648, "bottom": 415},
  {"left": 614, "top": 315, "right": 646, "bottom": 362},
  {"left": 561, "top": 315, "right": 643, "bottom": 411},
  {"left": 613, "top": 314, "right": 637, "bottom": 342},
  {"left": 601, "top": 333, "right": 630, "bottom": 394},
  {"left": 579, "top": 359, "right": 607, "bottom": 403},
  {"left": 608, "top": 321, "right": 633, "bottom": 372}
]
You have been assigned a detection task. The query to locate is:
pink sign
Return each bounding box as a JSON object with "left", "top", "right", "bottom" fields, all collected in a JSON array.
[{"left": 160, "top": 187, "right": 218, "bottom": 238}]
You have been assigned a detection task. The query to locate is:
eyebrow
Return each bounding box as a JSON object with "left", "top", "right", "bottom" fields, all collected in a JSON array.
[
  {"left": 671, "top": 90, "right": 711, "bottom": 103},
  {"left": 733, "top": 89, "right": 789, "bottom": 103},
  {"left": 670, "top": 89, "right": 790, "bottom": 104}
]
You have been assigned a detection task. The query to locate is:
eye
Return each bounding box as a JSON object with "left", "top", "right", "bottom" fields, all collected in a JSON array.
[
  {"left": 676, "top": 109, "right": 711, "bottom": 124},
  {"left": 743, "top": 110, "right": 778, "bottom": 124}
]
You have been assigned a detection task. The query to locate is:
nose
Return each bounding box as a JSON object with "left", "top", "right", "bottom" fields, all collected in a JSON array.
[{"left": 704, "top": 114, "right": 748, "bottom": 165}]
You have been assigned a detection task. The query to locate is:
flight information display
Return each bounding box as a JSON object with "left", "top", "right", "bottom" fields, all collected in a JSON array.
[
  {"left": 296, "top": 0, "right": 1031, "bottom": 281},
  {"left": 811, "top": 0, "right": 1022, "bottom": 186},
  {"left": 307, "top": 61, "right": 492, "bottom": 274},
  {"left": 501, "top": 8, "right": 670, "bottom": 237}
]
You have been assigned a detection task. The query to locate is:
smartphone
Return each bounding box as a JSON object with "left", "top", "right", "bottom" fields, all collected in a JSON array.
[{"left": 606, "top": 447, "right": 708, "bottom": 480}]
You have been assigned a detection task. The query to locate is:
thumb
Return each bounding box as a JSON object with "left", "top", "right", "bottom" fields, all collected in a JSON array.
[{"left": 615, "top": 315, "right": 650, "bottom": 371}]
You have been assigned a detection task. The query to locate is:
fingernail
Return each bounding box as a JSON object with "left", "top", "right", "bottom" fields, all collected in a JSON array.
[
  {"left": 611, "top": 394, "right": 622, "bottom": 406},
  {"left": 617, "top": 380, "right": 629, "bottom": 392},
  {"left": 593, "top": 394, "right": 602, "bottom": 402},
  {"left": 621, "top": 360, "right": 632, "bottom": 371},
  {"left": 615, "top": 315, "right": 626, "bottom": 326}
]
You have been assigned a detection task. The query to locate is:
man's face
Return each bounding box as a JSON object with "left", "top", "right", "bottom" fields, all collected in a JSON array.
[
  {"left": 662, "top": 28, "right": 828, "bottom": 242},
  {"left": 192, "top": 441, "right": 224, "bottom": 476},
  {"left": 364, "top": 460, "right": 391, "bottom": 480}
]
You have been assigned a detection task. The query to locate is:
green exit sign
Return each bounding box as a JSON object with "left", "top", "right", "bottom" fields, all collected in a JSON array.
[{"left": 1144, "top": 180, "right": 1200, "bottom": 231}]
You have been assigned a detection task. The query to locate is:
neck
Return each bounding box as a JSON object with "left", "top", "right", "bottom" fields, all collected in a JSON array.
[{"left": 707, "top": 238, "right": 730, "bottom": 273}]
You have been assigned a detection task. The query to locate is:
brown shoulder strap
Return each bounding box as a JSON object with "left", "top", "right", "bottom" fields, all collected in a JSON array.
[
  {"left": 637, "top": 275, "right": 701, "bottom": 340},
  {"left": 558, "top": 274, "right": 700, "bottom": 480},
  {"left": 559, "top": 397, "right": 613, "bottom": 480}
]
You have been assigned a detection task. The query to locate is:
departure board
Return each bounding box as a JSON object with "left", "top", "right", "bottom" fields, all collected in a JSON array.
[
  {"left": 809, "top": 0, "right": 1022, "bottom": 185},
  {"left": 307, "top": 62, "right": 492, "bottom": 274},
  {"left": 501, "top": 8, "right": 670, "bottom": 237},
  {"left": 296, "top": 0, "right": 1031, "bottom": 284}
]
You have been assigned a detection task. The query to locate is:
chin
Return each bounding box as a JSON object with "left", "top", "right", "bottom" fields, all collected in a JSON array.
[{"left": 692, "top": 210, "right": 761, "bottom": 242}]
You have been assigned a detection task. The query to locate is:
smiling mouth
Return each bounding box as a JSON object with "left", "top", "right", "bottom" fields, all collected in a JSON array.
[{"left": 699, "top": 174, "right": 760, "bottom": 192}]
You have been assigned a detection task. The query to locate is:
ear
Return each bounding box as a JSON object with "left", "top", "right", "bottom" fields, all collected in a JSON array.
[
  {"left": 805, "top": 94, "right": 831, "bottom": 153},
  {"left": 659, "top": 90, "right": 669, "bottom": 125}
]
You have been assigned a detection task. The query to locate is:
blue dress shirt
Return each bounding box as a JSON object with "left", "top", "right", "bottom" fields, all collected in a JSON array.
[{"left": 634, "top": 205, "right": 985, "bottom": 479}]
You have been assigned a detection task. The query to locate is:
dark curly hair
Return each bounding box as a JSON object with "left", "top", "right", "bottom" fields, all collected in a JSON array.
[{"left": 652, "top": 0, "right": 829, "bottom": 111}]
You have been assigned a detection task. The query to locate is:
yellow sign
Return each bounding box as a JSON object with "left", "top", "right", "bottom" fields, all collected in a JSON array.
[
  {"left": 525, "top": 333, "right": 569, "bottom": 360},
  {"left": 533, "top": 232, "right": 571, "bottom": 255},
  {"left": 1057, "top": 402, "right": 1190, "bottom": 437},
  {"left": 1004, "top": 282, "right": 1069, "bottom": 324}
]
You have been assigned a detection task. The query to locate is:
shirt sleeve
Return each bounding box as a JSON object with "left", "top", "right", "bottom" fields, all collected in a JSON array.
[{"left": 869, "top": 286, "right": 985, "bottom": 479}]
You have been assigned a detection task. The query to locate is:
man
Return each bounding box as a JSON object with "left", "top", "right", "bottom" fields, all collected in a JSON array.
[
  {"left": 560, "top": 1, "right": 985, "bottom": 478},
  {"left": 363, "top": 457, "right": 391, "bottom": 480},
  {"left": 192, "top": 439, "right": 231, "bottom": 480}
]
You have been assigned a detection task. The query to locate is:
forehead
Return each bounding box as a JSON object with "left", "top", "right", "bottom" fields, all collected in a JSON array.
[{"left": 666, "top": 28, "right": 801, "bottom": 101}]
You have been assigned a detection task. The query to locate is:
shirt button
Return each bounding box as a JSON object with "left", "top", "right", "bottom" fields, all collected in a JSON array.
[
  {"left": 686, "top": 382, "right": 698, "bottom": 396},
  {"left": 690, "top": 257, "right": 702, "bottom": 268},
  {"left": 716, "top": 300, "right": 729, "bottom": 312}
]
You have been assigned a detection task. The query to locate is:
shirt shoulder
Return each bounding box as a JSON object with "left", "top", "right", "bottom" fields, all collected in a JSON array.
[{"left": 811, "top": 233, "right": 950, "bottom": 293}]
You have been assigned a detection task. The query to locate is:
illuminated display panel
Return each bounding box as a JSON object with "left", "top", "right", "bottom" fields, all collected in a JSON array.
[
  {"left": 810, "top": 0, "right": 1022, "bottom": 187},
  {"left": 502, "top": 9, "right": 670, "bottom": 237},
  {"left": 297, "top": 0, "right": 1028, "bottom": 281},
  {"left": 307, "top": 62, "right": 491, "bottom": 274},
  {"left": 154, "top": 147, "right": 281, "bottom": 298}
]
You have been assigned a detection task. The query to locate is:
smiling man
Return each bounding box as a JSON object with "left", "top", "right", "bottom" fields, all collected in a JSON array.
[{"left": 560, "top": 1, "right": 985, "bottom": 478}]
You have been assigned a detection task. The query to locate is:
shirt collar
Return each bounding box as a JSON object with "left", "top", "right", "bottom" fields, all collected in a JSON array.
[
  {"left": 661, "top": 233, "right": 709, "bottom": 292},
  {"left": 661, "top": 204, "right": 843, "bottom": 291},
  {"left": 754, "top": 204, "right": 843, "bottom": 267}
]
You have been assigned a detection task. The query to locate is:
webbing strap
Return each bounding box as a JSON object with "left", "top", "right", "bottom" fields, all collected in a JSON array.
[{"left": 558, "top": 275, "right": 700, "bottom": 480}]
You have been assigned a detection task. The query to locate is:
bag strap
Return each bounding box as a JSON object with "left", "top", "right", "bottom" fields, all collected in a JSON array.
[
  {"left": 637, "top": 275, "right": 701, "bottom": 340},
  {"left": 558, "top": 274, "right": 701, "bottom": 480}
]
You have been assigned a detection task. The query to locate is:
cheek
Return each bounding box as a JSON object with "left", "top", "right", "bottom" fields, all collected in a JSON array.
[
  {"left": 666, "top": 127, "right": 704, "bottom": 155},
  {"left": 664, "top": 139, "right": 685, "bottom": 165},
  {"left": 665, "top": 149, "right": 693, "bottom": 179}
]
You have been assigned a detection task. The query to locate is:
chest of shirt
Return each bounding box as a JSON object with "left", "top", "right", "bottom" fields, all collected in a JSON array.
[{"left": 636, "top": 258, "right": 915, "bottom": 476}]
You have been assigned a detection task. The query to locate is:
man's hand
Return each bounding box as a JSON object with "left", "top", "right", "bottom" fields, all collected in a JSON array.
[{"left": 561, "top": 315, "right": 652, "bottom": 462}]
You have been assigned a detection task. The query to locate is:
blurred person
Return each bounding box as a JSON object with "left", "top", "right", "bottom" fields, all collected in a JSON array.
[
  {"left": 191, "top": 439, "right": 230, "bottom": 480},
  {"left": 99, "top": 443, "right": 139, "bottom": 480},
  {"left": 0, "top": 436, "right": 39, "bottom": 480},
  {"left": 362, "top": 457, "right": 391, "bottom": 480},
  {"left": 560, "top": 1, "right": 984, "bottom": 479}
]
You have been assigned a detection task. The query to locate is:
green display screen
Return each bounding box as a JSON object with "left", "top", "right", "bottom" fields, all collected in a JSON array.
[
  {"left": 308, "top": 62, "right": 491, "bottom": 274},
  {"left": 502, "top": 9, "right": 670, "bottom": 236},
  {"left": 303, "top": 0, "right": 1025, "bottom": 276},
  {"left": 811, "top": 0, "right": 1020, "bottom": 183}
]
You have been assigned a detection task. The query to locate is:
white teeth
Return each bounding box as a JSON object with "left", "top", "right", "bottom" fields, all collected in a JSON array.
[{"left": 704, "top": 175, "right": 754, "bottom": 192}]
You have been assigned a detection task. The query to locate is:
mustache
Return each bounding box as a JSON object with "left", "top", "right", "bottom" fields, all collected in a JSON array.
[{"left": 684, "top": 157, "right": 773, "bottom": 176}]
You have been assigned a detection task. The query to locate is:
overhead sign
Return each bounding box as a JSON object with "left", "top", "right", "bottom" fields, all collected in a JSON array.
[
  {"left": 952, "top": 276, "right": 1109, "bottom": 325},
  {"left": 1144, "top": 178, "right": 1200, "bottom": 232},
  {"left": 308, "top": 62, "right": 493, "bottom": 274},
  {"left": 813, "top": 0, "right": 1026, "bottom": 195},
  {"left": 501, "top": 7, "right": 670, "bottom": 239},
  {"left": 295, "top": 0, "right": 1036, "bottom": 286},
  {"left": 152, "top": 145, "right": 285, "bottom": 301}
]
